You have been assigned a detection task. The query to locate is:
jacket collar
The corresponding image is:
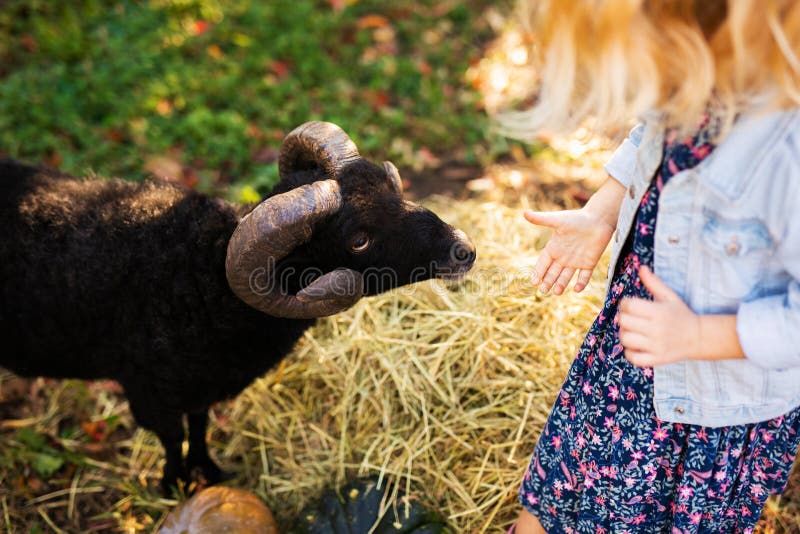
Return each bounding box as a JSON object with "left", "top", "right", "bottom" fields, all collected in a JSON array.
[{"left": 690, "top": 109, "right": 799, "bottom": 201}]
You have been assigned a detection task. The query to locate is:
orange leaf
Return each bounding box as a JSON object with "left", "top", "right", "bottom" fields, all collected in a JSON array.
[
  {"left": 325, "top": 0, "right": 347, "bottom": 11},
  {"left": 156, "top": 99, "right": 173, "bottom": 116},
  {"left": 417, "top": 60, "right": 432, "bottom": 76},
  {"left": 45, "top": 150, "right": 62, "bottom": 168},
  {"left": 81, "top": 420, "right": 109, "bottom": 442},
  {"left": 361, "top": 89, "right": 391, "bottom": 110},
  {"left": 207, "top": 44, "right": 224, "bottom": 59},
  {"left": 192, "top": 20, "right": 210, "bottom": 36},
  {"left": 27, "top": 476, "right": 43, "bottom": 493},
  {"left": 181, "top": 168, "right": 200, "bottom": 189},
  {"left": 20, "top": 34, "right": 38, "bottom": 53},
  {"left": 269, "top": 60, "right": 291, "bottom": 80},
  {"left": 246, "top": 123, "right": 264, "bottom": 140},
  {"left": 356, "top": 14, "right": 390, "bottom": 29}
]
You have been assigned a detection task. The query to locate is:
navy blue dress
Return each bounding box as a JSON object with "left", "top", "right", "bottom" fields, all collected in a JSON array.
[{"left": 519, "top": 117, "right": 800, "bottom": 533}]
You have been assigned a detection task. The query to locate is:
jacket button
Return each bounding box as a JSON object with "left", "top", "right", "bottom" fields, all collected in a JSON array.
[
  {"left": 725, "top": 237, "right": 741, "bottom": 256},
  {"left": 628, "top": 185, "right": 636, "bottom": 199},
  {"left": 668, "top": 235, "right": 680, "bottom": 245},
  {"left": 674, "top": 406, "right": 685, "bottom": 415}
]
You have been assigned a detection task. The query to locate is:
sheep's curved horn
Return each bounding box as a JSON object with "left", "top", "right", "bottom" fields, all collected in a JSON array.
[
  {"left": 278, "top": 121, "right": 361, "bottom": 179},
  {"left": 383, "top": 161, "right": 403, "bottom": 195},
  {"left": 226, "top": 180, "right": 364, "bottom": 319}
]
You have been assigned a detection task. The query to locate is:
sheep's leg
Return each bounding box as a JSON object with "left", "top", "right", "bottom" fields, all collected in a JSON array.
[
  {"left": 186, "top": 410, "right": 231, "bottom": 484},
  {"left": 125, "top": 389, "right": 187, "bottom": 493},
  {"left": 155, "top": 419, "right": 188, "bottom": 494}
]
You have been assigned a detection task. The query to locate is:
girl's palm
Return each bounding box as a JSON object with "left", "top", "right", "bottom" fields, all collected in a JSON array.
[{"left": 525, "top": 209, "right": 615, "bottom": 294}]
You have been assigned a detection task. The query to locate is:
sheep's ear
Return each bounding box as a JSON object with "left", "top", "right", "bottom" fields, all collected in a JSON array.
[{"left": 383, "top": 161, "right": 403, "bottom": 195}]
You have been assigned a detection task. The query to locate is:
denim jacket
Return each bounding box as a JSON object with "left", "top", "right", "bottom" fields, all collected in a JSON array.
[{"left": 604, "top": 108, "right": 800, "bottom": 427}]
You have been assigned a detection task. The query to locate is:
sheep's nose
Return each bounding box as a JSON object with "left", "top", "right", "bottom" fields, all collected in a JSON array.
[{"left": 451, "top": 229, "right": 476, "bottom": 266}]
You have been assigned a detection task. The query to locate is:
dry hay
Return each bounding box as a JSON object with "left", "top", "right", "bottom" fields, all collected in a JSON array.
[{"left": 2, "top": 186, "right": 800, "bottom": 532}]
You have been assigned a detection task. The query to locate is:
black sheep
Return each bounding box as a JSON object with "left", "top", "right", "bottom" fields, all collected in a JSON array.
[{"left": 0, "top": 122, "right": 476, "bottom": 491}]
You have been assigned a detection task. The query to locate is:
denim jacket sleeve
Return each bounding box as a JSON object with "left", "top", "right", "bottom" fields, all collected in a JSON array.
[
  {"left": 736, "top": 130, "right": 800, "bottom": 369},
  {"left": 604, "top": 123, "right": 645, "bottom": 187}
]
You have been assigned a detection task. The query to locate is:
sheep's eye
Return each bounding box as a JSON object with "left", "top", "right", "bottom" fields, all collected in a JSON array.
[{"left": 350, "top": 234, "right": 370, "bottom": 253}]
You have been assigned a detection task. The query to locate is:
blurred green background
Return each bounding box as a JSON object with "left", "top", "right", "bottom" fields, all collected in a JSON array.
[{"left": 0, "top": 0, "right": 513, "bottom": 203}]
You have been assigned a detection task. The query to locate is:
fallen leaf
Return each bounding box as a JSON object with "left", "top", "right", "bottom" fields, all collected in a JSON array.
[
  {"left": 81, "top": 419, "right": 108, "bottom": 442},
  {"left": 27, "top": 476, "right": 43, "bottom": 493},
  {"left": 20, "top": 34, "right": 38, "bottom": 53},
  {"left": 207, "top": 43, "right": 224, "bottom": 59},
  {"left": 13, "top": 475, "right": 28, "bottom": 496},
  {"left": 192, "top": 20, "right": 210, "bottom": 36},
  {"left": 45, "top": 150, "right": 62, "bottom": 168},
  {"left": 361, "top": 89, "right": 391, "bottom": 110},
  {"left": 156, "top": 99, "right": 173, "bottom": 116},
  {"left": 325, "top": 0, "right": 347, "bottom": 11},
  {"left": 417, "top": 60, "right": 432, "bottom": 76},
  {"left": 181, "top": 167, "right": 200, "bottom": 189},
  {"left": 246, "top": 123, "right": 265, "bottom": 140},
  {"left": 356, "top": 14, "right": 390, "bottom": 29},
  {"left": 269, "top": 60, "right": 291, "bottom": 80}
]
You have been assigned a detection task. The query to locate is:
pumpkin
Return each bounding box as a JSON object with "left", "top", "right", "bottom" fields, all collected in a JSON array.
[
  {"left": 159, "top": 486, "right": 278, "bottom": 534},
  {"left": 292, "top": 478, "right": 448, "bottom": 533}
]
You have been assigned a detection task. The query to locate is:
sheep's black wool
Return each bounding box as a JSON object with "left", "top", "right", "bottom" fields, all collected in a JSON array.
[
  {"left": 0, "top": 132, "right": 475, "bottom": 492},
  {"left": 1, "top": 159, "right": 309, "bottom": 488}
]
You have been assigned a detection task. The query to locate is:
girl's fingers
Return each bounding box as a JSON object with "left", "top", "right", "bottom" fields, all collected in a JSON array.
[
  {"left": 532, "top": 249, "right": 553, "bottom": 285},
  {"left": 639, "top": 266, "right": 679, "bottom": 302},
  {"left": 553, "top": 267, "right": 575, "bottom": 295},
  {"left": 539, "top": 262, "right": 563, "bottom": 293},
  {"left": 618, "top": 313, "right": 651, "bottom": 334},
  {"left": 625, "top": 349, "right": 658, "bottom": 368},
  {"left": 619, "top": 330, "right": 650, "bottom": 351},
  {"left": 574, "top": 269, "right": 593, "bottom": 292},
  {"left": 619, "top": 297, "right": 657, "bottom": 318},
  {"left": 524, "top": 210, "right": 561, "bottom": 229}
]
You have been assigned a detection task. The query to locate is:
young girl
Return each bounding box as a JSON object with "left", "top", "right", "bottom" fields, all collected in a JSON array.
[{"left": 502, "top": 1, "right": 800, "bottom": 532}]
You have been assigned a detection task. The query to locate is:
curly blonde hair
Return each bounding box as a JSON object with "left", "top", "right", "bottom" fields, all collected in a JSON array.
[{"left": 497, "top": 0, "right": 800, "bottom": 137}]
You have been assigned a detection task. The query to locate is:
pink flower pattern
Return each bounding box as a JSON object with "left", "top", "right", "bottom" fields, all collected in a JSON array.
[{"left": 519, "top": 116, "right": 800, "bottom": 533}]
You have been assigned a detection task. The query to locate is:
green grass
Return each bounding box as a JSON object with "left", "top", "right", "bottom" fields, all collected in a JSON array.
[{"left": 0, "top": 0, "right": 510, "bottom": 201}]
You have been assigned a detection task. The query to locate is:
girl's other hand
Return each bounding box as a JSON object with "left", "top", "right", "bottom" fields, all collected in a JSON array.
[
  {"left": 620, "top": 266, "right": 745, "bottom": 367},
  {"left": 620, "top": 266, "right": 701, "bottom": 367},
  {"left": 525, "top": 207, "right": 615, "bottom": 295}
]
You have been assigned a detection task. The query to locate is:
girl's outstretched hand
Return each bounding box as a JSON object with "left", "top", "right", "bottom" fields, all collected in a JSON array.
[{"left": 525, "top": 208, "right": 615, "bottom": 294}]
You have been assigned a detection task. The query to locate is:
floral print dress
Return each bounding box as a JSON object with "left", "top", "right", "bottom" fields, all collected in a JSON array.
[{"left": 519, "top": 119, "right": 800, "bottom": 533}]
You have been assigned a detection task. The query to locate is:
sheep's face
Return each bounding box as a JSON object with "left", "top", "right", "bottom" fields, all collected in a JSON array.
[{"left": 276, "top": 160, "right": 476, "bottom": 297}]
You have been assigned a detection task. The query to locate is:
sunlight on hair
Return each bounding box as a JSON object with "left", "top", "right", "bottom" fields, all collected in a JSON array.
[{"left": 491, "top": 0, "right": 800, "bottom": 139}]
